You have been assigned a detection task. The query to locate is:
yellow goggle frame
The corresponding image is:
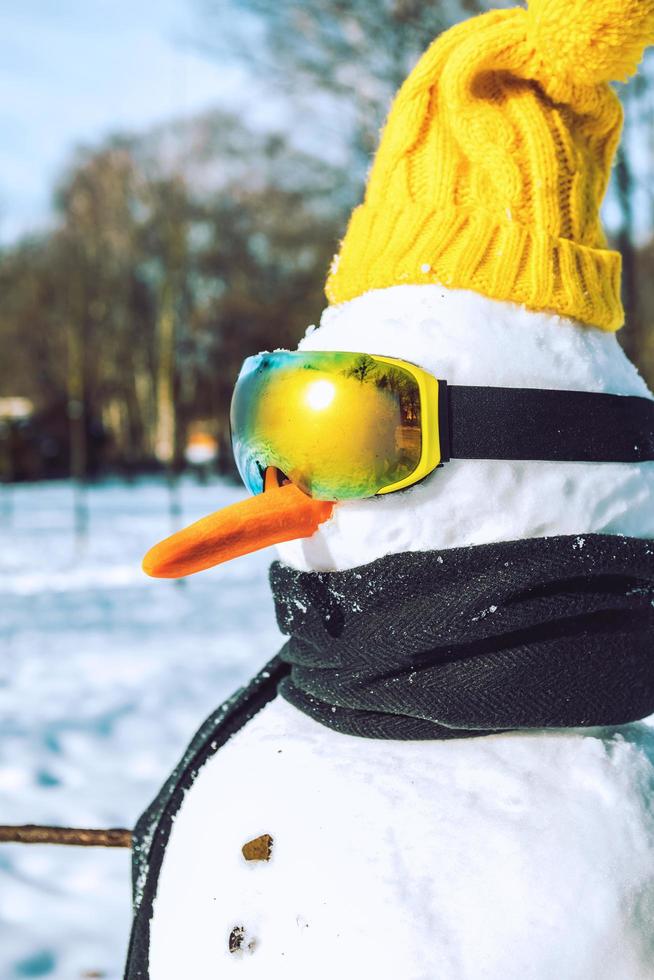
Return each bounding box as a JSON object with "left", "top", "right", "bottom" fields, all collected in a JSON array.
[{"left": 373, "top": 354, "right": 441, "bottom": 494}]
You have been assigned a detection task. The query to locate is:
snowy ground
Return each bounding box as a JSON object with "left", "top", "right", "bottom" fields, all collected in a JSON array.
[{"left": 0, "top": 477, "right": 281, "bottom": 980}]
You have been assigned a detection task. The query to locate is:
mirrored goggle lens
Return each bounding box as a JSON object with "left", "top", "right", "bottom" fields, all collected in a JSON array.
[{"left": 230, "top": 350, "right": 423, "bottom": 500}]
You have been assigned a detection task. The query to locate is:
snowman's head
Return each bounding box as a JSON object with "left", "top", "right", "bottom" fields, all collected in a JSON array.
[{"left": 142, "top": 281, "right": 654, "bottom": 579}]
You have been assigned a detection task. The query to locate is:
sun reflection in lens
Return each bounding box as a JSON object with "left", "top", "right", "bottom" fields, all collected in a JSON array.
[{"left": 305, "top": 379, "right": 336, "bottom": 411}]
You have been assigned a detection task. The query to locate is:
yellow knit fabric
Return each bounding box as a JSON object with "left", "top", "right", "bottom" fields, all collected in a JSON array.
[{"left": 326, "top": 0, "right": 654, "bottom": 331}]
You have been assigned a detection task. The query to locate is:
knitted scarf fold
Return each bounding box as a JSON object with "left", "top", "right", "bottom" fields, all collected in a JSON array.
[{"left": 269, "top": 534, "right": 654, "bottom": 740}]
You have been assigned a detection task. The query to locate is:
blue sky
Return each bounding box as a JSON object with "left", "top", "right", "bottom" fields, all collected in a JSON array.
[
  {"left": 0, "top": 0, "right": 249, "bottom": 242},
  {"left": 3, "top": 3, "right": 652, "bottom": 246}
]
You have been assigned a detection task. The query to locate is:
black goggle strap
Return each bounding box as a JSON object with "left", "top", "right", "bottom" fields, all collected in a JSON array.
[{"left": 439, "top": 383, "right": 654, "bottom": 464}]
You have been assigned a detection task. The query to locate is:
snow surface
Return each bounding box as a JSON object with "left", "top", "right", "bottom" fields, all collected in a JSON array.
[
  {"left": 0, "top": 478, "right": 282, "bottom": 980},
  {"left": 278, "top": 285, "right": 654, "bottom": 570}
]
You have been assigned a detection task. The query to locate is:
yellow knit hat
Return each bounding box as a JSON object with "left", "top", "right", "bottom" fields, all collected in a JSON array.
[{"left": 326, "top": 0, "right": 654, "bottom": 331}]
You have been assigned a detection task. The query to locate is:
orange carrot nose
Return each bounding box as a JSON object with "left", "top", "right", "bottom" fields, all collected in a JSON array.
[{"left": 142, "top": 477, "right": 334, "bottom": 578}]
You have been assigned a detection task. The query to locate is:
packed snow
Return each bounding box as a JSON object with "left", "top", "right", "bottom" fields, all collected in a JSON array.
[
  {"left": 0, "top": 477, "right": 282, "bottom": 979},
  {"left": 152, "top": 697, "right": 654, "bottom": 980}
]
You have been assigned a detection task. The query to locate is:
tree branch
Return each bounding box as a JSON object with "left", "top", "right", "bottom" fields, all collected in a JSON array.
[{"left": 0, "top": 824, "right": 132, "bottom": 848}]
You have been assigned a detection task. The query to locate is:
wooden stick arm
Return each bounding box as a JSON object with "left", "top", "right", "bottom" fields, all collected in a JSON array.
[{"left": 0, "top": 824, "right": 132, "bottom": 848}]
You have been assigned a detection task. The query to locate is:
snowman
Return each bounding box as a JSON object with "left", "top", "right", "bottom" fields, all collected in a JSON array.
[{"left": 125, "top": 1, "right": 654, "bottom": 978}]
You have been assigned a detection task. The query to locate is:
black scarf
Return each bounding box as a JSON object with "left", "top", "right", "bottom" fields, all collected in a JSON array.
[{"left": 270, "top": 534, "right": 654, "bottom": 740}]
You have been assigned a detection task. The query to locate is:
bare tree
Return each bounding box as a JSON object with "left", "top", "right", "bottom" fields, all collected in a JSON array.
[
  {"left": 0, "top": 112, "right": 348, "bottom": 477},
  {"left": 194, "top": 0, "right": 500, "bottom": 176}
]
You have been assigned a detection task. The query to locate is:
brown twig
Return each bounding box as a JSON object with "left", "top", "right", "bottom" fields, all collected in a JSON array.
[{"left": 0, "top": 824, "right": 132, "bottom": 848}]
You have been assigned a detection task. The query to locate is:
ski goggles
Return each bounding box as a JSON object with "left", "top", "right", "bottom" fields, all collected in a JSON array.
[
  {"left": 231, "top": 349, "right": 654, "bottom": 502},
  {"left": 231, "top": 350, "right": 442, "bottom": 500}
]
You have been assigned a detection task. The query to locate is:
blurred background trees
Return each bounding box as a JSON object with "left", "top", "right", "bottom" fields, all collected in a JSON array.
[
  {"left": 1, "top": 0, "right": 653, "bottom": 482},
  {"left": 0, "top": 115, "right": 347, "bottom": 479}
]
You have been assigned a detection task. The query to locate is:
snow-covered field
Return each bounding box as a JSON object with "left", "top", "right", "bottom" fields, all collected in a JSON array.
[{"left": 0, "top": 478, "right": 281, "bottom": 979}]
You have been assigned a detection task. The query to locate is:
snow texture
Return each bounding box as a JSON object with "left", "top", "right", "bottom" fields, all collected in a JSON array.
[
  {"left": 151, "top": 698, "right": 654, "bottom": 980},
  {"left": 0, "top": 478, "right": 282, "bottom": 979},
  {"left": 151, "top": 286, "right": 654, "bottom": 979}
]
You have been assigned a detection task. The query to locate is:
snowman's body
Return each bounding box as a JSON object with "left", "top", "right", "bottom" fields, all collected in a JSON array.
[
  {"left": 148, "top": 287, "right": 654, "bottom": 979},
  {"left": 150, "top": 698, "right": 654, "bottom": 980}
]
